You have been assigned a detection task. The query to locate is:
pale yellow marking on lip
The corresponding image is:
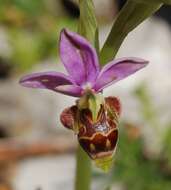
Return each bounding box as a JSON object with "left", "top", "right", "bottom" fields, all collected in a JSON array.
[
  {"left": 90, "top": 143, "right": 96, "bottom": 152},
  {"left": 55, "top": 85, "right": 70, "bottom": 91},
  {"left": 78, "top": 128, "right": 118, "bottom": 141},
  {"left": 106, "top": 139, "right": 111, "bottom": 149},
  {"left": 41, "top": 79, "right": 49, "bottom": 82}
]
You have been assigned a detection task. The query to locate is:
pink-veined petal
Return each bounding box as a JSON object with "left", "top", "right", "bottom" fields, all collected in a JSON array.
[
  {"left": 60, "top": 29, "right": 100, "bottom": 86},
  {"left": 55, "top": 84, "right": 82, "bottom": 97},
  {"left": 94, "top": 57, "right": 149, "bottom": 91},
  {"left": 19, "top": 71, "right": 82, "bottom": 97}
]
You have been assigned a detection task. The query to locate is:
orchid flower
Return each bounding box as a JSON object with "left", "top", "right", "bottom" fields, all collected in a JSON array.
[{"left": 20, "top": 29, "right": 148, "bottom": 171}]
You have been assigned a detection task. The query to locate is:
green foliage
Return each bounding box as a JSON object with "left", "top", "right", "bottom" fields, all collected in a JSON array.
[
  {"left": 110, "top": 125, "right": 171, "bottom": 190},
  {"left": 9, "top": 30, "right": 41, "bottom": 71},
  {"left": 0, "top": 0, "right": 77, "bottom": 72},
  {"left": 93, "top": 85, "right": 171, "bottom": 190},
  {"left": 134, "top": 85, "right": 160, "bottom": 128},
  {"left": 78, "top": 0, "right": 99, "bottom": 52},
  {"left": 162, "top": 126, "right": 171, "bottom": 167},
  {"left": 104, "top": 186, "right": 111, "bottom": 190},
  {"left": 162, "top": 0, "right": 171, "bottom": 3},
  {"left": 9, "top": 28, "right": 60, "bottom": 71},
  {"left": 100, "top": 0, "right": 162, "bottom": 64},
  {"left": 10, "top": 0, "right": 45, "bottom": 16},
  {"left": 107, "top": 85, "right": 171, "bottom": 190}
]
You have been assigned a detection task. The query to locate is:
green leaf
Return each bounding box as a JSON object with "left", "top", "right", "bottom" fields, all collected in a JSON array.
[
  {"left": 134, "top": 84, "right": 160, "bottom": 129},
  {"left": 104, "top": 186, "right": 112, "bottom": 190},
  {"left": 162, "top": 0, "right": 171, "bottom": 3},
  {"left": 100, "top": 0, "right": 162, "bottom": 65},
  {"left": 78, "top": 0, "right": 99, "bottom": 52}
]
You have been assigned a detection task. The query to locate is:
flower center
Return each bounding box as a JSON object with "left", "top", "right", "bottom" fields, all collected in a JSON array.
[
  {"left": 81, "top": 82, "right": 95, "bottom": 95},
  {"left": 82, "top": 82, "right": 92, "bottom": 90}
]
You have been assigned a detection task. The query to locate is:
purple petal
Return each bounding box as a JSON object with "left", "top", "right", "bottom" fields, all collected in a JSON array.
[
  {"left": 55, "top": 85, "right": 82, "bottom": 97},
  {"left": 19, "top": 71, "right": 82, "bottom": 97},
  {"left": 94, "top": 57, "right": 149, "bottom": 91},
  {"left": 59, "top": 29, "right": 100, "bottom": 86}
]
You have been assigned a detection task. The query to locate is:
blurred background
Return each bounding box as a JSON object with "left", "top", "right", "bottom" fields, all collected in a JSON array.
[{"left": 0, "top": 0, "right": 171, "bottom": 190}]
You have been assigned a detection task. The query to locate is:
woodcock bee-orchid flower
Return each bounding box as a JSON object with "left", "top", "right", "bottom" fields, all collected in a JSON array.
[{"left": 19, "top": 29, "right": 148, "bottom": 171}]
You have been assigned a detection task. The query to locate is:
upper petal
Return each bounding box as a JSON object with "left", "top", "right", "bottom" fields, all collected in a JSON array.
[
  {"left": 94, "top": 57, "right": 149, "bottom": 91},
  {"left": 59, "top": 29, "right": 100, "bottom": 86},
  {"left": 19, "top": 71, "right": 82, "bottom": 97}
]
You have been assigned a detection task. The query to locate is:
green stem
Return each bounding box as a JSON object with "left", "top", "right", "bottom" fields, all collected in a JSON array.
[
  {"left": 75, "top": 145, "right": 92, "bottom": 190},
  {"left": 78, "top": 0, "right": 99, "bottom": 52},
  {"left": 75, "top": 0, "right": 98, "bottom": 189}
]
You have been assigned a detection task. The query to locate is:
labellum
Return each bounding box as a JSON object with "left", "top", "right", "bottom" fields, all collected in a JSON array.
[{"left": 60, "top": 92, "right": 121, "bottom": 171}]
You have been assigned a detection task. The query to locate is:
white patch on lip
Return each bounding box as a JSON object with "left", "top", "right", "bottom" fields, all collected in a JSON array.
[
  {"left": 41, "top": 79, "right": 49, "bottom": 82},
  {"left": 82, "top": 82, "right": 92, "bottom": 90}
]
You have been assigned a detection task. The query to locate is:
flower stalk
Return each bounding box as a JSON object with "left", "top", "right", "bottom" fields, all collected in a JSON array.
[
  {"left": 78, "top": 0, "right": 99, "bottom": 52},
  {"left": 76, "top": 0, "right": 98, "bottom": 189},
  {"left": 75, "top": 146, "right": 92, "bottom": 190}
]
